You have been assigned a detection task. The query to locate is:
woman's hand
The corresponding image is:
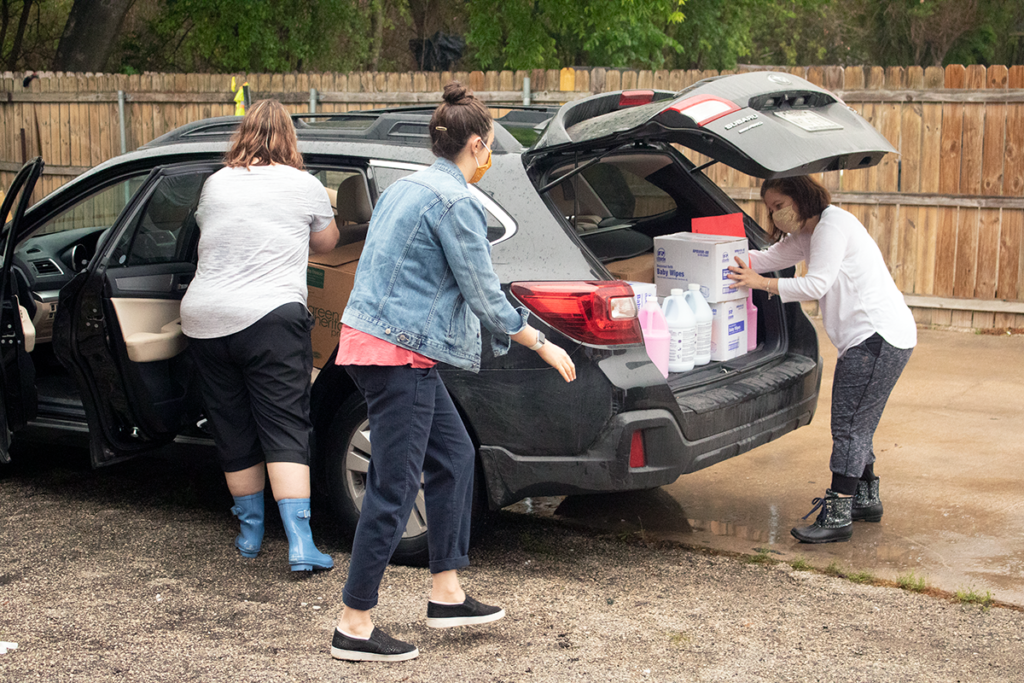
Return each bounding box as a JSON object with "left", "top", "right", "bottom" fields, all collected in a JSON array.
[
  {"left": 727, "top": 256, "right": 768, "bottom": 291},
  {"left": 536, "top": 342, "right": 576, "bottom": 383}
]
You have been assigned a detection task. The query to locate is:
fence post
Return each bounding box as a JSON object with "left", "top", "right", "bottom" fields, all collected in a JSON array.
[
  {"left": 309, "top": 88, "right": 317, "bottom": 113},
  {"left": 117, "top": 90, "right": 127, "bottom": 155},
  {"left": 522, "top": 77, "right": 531, "bottom": 105}
]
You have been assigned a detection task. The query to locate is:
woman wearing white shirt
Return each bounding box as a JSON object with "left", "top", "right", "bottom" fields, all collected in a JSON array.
[{"left": 728, "top": 175, "right": 916, "bottom": 544}]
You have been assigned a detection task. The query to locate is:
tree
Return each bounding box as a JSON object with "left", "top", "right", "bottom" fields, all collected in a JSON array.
[
  {"left": 466, "top": 0, "right": 684, "bottom": 70},
  {"left": 52, "top": 0, "right": 134, "bottom": 71}
]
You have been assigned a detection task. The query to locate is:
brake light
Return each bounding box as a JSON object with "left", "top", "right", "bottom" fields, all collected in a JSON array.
[
  {"left": 629, "top": 430, "right": 646, "bottom": 468},
  {"left": 667, "top": 94, "right": 740, "bottom": 126},
  {"left": 619, "top": 90, "right": 655, "bottom": 108},
  {"left": 510, "top": 281, "right": 642, "bottom": 346}
]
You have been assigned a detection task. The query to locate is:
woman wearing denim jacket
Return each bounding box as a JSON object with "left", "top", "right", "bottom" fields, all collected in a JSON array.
[{"left": 330, "top": 82, "right": 576, "bottom": 662}]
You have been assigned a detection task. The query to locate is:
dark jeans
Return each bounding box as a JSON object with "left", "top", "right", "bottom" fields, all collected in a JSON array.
[
  {"left": 342, "top": 364, "right": 475, "bottom": 611},
  {"left": 829, "top": 333, "right": 913, "bottom": 494},
  {"left": 187, "top": 303, "right": 314, "bottom": 472}
]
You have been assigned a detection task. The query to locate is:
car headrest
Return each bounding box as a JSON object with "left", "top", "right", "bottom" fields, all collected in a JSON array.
[{"left": 336, "top": 176, "right": 372, "bottom": 224}]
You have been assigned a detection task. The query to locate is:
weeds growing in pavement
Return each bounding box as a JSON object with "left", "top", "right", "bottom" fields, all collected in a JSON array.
[
  {"left": 954, "top": 587, "right": 994, "bottom": 609},
  {"left": 668, "top": 631, "right": 691, "bottom": 646},
  {"left": 847, "top": 570, "right": 875, "bottom": 584},
  {"left": 789, "top": 556, "right": 813, "bottom": 571},
  {"left": 824, "top": 561, "right": 844, "bottom": 577},
  {"left": 746, "top": 549, "right": 777, "bottom": 566},
  {"left": 896, "top": 572, "right": 928, "bottom": 592}
]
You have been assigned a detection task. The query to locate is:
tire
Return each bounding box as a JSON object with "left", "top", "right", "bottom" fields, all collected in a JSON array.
[{"left": 323, "top": 392, "right": 430, "bottom": 567}]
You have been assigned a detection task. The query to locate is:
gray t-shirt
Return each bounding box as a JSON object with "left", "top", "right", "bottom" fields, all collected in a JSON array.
[{"left": 181, "top": 164, "right": 334, "bottom": 339}]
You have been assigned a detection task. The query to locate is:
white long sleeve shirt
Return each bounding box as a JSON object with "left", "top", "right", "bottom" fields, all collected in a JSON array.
[{"left": 749, "top": 205, "right": 917, "bottom": 358}]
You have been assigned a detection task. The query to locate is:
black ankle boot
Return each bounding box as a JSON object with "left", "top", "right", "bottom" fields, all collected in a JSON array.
[
  {"left": 852, "top": 477, "right": 883, "bottom": 522},
  {"left": 791, "top": 489, "right": 853, "bottom": 543}
]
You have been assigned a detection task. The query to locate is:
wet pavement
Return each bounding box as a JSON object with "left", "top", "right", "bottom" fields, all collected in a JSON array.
[{"left": 513, "top": 318, "right": 1024, "bottom": 607}]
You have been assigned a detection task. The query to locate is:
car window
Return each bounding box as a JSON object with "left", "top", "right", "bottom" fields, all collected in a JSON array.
[
  {"left": 108, "top": 171, "right": 211, "bottom": 267},
  {"left": 370, "top": 163, "right": 511, "bottom": 243},
  {"left": 577, "top": 161, "right": 677, "bottom": 220},
  {"left": 32, "top": 175, "right": 148, "bottom": 238}
]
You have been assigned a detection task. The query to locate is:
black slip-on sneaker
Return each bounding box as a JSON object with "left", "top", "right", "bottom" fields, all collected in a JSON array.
[
  {"left": 330, "top": 627, "right": 419, "bottom": 662},
  {"left": 426, "top": 595, "right": 505, "bottom": 628}
]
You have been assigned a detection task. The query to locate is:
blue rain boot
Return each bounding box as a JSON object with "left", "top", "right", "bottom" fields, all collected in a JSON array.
[
  {"left": 231, "top": 491, "right": 265, "bottom": 558},
  {"left": 277, "top": 498, "right": 334, "bottom": 572}
]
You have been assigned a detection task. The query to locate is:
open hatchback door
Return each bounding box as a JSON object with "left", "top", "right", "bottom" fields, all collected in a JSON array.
[{"left": 526, "top": 71, "right": 896, "bottom": 177}]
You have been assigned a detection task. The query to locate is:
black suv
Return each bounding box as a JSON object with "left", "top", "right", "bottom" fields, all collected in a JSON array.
[{"left": 1, "top": 72, "right": 894, "bottom": 564}]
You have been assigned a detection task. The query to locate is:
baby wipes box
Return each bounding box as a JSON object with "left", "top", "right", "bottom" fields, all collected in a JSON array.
[
  {"left": 654, "top": 232, "right": 748, "bottom": 302},
  {"left": 626, "top": 281, "right": 658, "bottom": 310},
  {"left": 709, "top": 299, "right": 747, "bottom": 361}
]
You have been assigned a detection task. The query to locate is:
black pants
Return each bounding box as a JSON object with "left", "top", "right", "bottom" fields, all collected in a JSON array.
[
  {"left": 342, "top": 365, "right": 475, "bottom": 611},
  {"left": 829, "top": 333, "right": 913, "bottom": 494},
  {"left": 188, "top": 303, "right": 315, "bottom": 472}
]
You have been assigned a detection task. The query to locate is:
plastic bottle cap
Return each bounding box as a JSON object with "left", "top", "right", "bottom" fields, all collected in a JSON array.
[
  {"left": 671, "top": 288, "right": 684, "bottom": 296},
  {"left": 688, "top": 283, "right": 700, "bottom": 290}
]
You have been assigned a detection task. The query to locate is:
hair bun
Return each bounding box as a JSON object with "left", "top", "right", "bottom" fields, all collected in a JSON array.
[{"left": 442, "top": 81, "right": 472, "bottom": 105}]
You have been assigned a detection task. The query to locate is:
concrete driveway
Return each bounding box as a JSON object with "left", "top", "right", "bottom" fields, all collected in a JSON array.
[{"left": 535, "top": 318, "right": 1024, "bottom": 606}]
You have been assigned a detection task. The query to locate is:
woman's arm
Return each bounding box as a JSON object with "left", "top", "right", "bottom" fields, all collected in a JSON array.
[
  {"left": 728, "top": 223, "right": 847, "bottom": 301},
  {"left": 309, "top": 219, "right": 340, "bottom": 253},
  {"left": 437, "top": 198, "right": 575, "bottom": 382}
]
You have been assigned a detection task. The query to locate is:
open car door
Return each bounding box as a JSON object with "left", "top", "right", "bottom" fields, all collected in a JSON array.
[
  {"left": 53, "top": 163, "right": 218, "bottom": 467},
  {"left": 0, "top": 159, "right": 44, "bottom": 464},
  {"left": 525, "top": 71, "right": 897, "bottom": 177}
]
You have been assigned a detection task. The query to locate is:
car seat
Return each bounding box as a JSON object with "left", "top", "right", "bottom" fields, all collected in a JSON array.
[{"left": 336, "top": 175, "right": 372, "bottom": 246}]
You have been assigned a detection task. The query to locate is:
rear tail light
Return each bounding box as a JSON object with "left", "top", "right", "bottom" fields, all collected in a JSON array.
[
  {"left": 510, "top": 280, "right": 642, "bottom": 346},
  {"left": 629, "top": 430, "right": 646, "bottom": 468},
  {"left": 666, "top": 94, "right": 740, "bottom": 126},
  {"left": 619, "top": 90, "right": 655, "bottom": 108}
]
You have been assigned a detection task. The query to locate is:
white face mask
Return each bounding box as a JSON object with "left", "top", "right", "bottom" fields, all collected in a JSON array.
[{"left": 772, "top": 205, "right": 804, "bottom": 234}]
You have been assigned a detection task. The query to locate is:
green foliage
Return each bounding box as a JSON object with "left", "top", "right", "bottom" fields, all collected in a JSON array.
[
  {"left": 667, "top": 0, "right": 763, "bottom": 70},
  {"left": 118, "top": 0, "right": 376, "bottom": 73},
  {"left": 847, "top": 570, "right": 875, "bottom": 584},
  {"left": 954, "top": 586, "right": 994, "bottom": 609},
  {"left": 789, "top": 556, "right": 813, "bottom": 571},
  {"left": 896, "top": 572, "right": 928, "bottom": 592},
  {"left": 746, "top": 0, "right": 867, "bottom": 67},
  {"left": 466, "top": 0, "right": 684, "bottom": 70}
]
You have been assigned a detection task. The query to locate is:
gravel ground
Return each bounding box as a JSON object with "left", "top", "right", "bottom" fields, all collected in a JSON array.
[{"left": 1, "top": 443, "right": 1022, "bottom": 683}]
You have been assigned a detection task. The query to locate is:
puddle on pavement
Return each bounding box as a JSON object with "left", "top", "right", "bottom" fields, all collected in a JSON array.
[{"left": 505, "top": 490, "right": 1024, "bottom": 607}]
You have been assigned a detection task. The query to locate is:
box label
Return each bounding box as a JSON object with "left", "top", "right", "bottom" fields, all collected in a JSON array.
[{"left": 307, "top": 266, "right": 325, "bottom": 289}]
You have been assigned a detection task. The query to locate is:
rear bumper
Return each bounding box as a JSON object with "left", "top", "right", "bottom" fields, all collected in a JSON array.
[{"left": 478, "top": 352, "right": 821, "bottom": 508}]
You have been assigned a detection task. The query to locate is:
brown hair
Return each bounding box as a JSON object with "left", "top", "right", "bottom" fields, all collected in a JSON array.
[
  {"left": 759, "top": 176, "right": 831, "bottom": 241},
  {"left": 429, "top": 82, "right": 493, "bottom": 160},
  {"left": 224, "top": 99, "right": 304, "bottom": 170}
]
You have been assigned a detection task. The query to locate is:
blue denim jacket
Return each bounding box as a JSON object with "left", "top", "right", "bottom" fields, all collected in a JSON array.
[{"left": 341, "top": 158, "right": 529, "bottom": 372}]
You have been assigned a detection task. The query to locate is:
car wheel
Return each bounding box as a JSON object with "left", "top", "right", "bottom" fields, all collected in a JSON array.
[{"left": 324, "top": 392, "right": 430, "bottom": 567}]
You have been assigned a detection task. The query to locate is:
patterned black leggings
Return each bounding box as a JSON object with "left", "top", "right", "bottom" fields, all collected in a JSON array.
[{"left": 829, "top": 333, "right": 913, "bottom": 495}]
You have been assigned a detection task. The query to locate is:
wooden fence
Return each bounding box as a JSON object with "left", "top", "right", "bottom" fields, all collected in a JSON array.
[{"left": 2, "top": 64, "right": 1024, "bottom": 329}]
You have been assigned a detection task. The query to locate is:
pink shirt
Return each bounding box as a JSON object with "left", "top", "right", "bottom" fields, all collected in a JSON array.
[{"left": 335, "top": 325, "right": 437, "bottom": 368}]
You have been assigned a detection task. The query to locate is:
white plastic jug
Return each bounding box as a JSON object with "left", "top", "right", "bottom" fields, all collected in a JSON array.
[
  {"left": 638, "top": 301, "right": 670, "bottom": 378},
  {"left": 662, "top": 288, "right": 696, "bottom": 373},
  {"left": 683, "top": 283, "right": 713, "bottom": 366}
]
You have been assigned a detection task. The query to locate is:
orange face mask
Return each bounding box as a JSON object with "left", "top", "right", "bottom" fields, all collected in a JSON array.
[{"left": 469, "top": 139, "right": 492, "bottom": 184}]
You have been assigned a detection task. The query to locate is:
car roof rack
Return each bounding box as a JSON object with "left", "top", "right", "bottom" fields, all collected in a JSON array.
[{"left": 141, "top": 104, "right": 561, "bottom": 154}]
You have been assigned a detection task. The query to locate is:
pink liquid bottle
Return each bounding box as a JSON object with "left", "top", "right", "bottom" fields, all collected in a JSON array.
[
  {"left": 638, "top": 300, "right": 670, "bottom": 378},
  {"left": 746, "top": 289, "right": 758, "bottom": 351}
]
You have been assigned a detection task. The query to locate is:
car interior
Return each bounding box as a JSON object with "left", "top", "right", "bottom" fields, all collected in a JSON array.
[
  {"left": 13, "top": 165, "right": 377, "bottom": 436},
  {"left": 546, "top": 148, "right": 730, "bottom": 280}
]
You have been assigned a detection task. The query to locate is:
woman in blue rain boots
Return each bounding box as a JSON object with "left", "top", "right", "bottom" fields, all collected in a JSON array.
[{"left": 181, "top": 100, "right": 338, "bottom": 572}]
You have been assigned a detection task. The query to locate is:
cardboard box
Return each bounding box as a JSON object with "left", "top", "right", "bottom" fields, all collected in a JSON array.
[
  {"left": 626, "top": 282, "right": 657, "bottom": 310},
  {"left": 607, "top": 252, "right": 654, "bottom": 283},
  {"left": 709, "top": 299, "right": 747, "bottom": 361},
  {"left": 654, "top": 232, "right": 748, "bottom": 302},
  {"left": 306, "top": 241, "right": 363, "bottom": 368}
]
